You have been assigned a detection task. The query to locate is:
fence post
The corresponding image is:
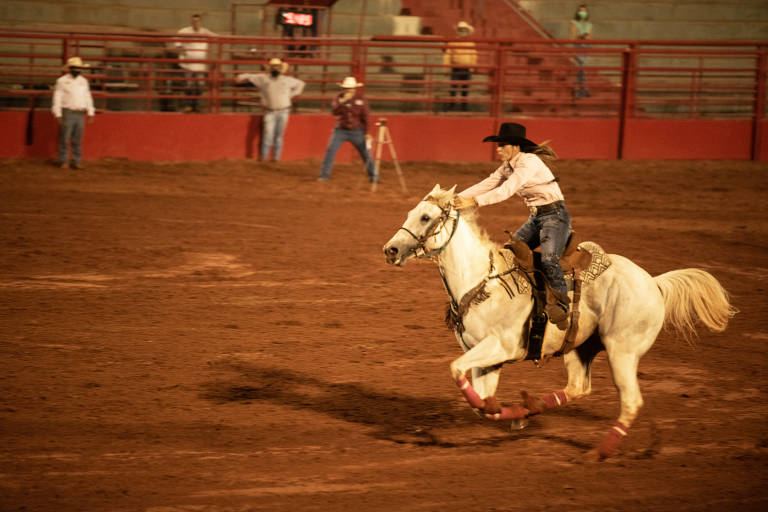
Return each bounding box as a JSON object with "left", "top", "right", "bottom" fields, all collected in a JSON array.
[
  {"left": 147, "top": 61, "right": 153, "bottom": 112},
  {"left": 62, "top": 37, "right": 69, "bottom": 63},
  {"left": 213, "top": 40, "right": 223, "bottom": 114},
  {"left": 491, "top": 44, "right": 504, "bottom": 119},
  {"left": 751, "top": 47, "right": 767, "bottom": 161},
  {"left": 617, "top": 44, "right": 635, "bottom": 159},
  {"left": 351, "top": 43, "right": 363, "bottom": 80}
]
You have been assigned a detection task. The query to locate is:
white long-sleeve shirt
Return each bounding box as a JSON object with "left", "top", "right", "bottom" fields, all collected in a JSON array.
[
  {"left": 175, "top": 26, "right": 217, "bottom": 72},
  {"left": 459, "top": 152, "right": 564, "bottom": 207},
  {"left": 51, "top": 73, "right": 95, "bottom": 117},
  {"left": 236, "top": 73, "right": 305, "bottom": 110}
]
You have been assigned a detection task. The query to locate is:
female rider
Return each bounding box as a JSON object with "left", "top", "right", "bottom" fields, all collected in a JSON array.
[{"left": 452, "top": 122, "right": 572, "bottom": 325}]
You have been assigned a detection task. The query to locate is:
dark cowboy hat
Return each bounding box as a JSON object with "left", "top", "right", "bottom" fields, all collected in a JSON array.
[{"left": 482, "top": 122, "right": 537, "bottom": 147}]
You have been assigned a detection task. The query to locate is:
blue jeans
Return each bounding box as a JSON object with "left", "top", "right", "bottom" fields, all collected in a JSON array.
[
  {"left": 183, "top": 71, "right": 206, "bottom": 109},
  {"left": 318, "top": 127, "right": 375, "bottom": 181},
  {"left": 513, "top": 203, "right": 572, "bottom": 296},
  {"left": 261, "top": 109, "right": 290, "bottom": 160},
  {"left": 574, "top": 44, "right": 590, "bottom": 98},
  {"left": 58, "top": 109, "right": 85, "bottom": 165}
]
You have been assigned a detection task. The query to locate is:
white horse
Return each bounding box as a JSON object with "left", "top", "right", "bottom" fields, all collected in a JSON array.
[{"left": 383, "top": 184, "right": 735, "bottom": 458}]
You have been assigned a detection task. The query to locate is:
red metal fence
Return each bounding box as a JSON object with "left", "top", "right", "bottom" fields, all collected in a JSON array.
[
  {"left": 1, "top": 28, "right": 766, "bottom": 158},
  {"left": 1, "top": 29, "right": 765, "bottom": 117}
]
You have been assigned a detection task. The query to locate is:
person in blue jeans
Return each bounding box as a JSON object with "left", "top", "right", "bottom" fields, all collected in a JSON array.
[
  {"left": 453, "top": 122, "right": 572, "bottom": 326},
  {"left": 570, "top": 4, "right": 593, "bottom": 99},
  {"left": 317, "top": 76, "right": 376, "bottom": 182},
  {"left": 236, "top": 58, "right": 305, "bottom": 161}
]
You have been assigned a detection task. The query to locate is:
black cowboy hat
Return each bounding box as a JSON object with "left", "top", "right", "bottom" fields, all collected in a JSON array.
[{"left": 482, "top": 122, "right": 537, "bottom": 147}]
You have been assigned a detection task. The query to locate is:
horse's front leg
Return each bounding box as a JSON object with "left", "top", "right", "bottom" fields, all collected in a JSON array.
[{"left": 450, "top": 335, "right": 529, "bottom": 421}]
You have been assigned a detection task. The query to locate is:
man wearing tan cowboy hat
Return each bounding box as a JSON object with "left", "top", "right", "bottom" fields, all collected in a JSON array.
[
  {"left": 443, "top": 20, "right": 477, "bottom": 112},
  {"left": 317, "top": 76, "right": 376, "bottom": 183},
  {"left": 52, "top": 56, "right": 94, "bottom": 170},
  {"left": 236, "top": 57, "right": 305, "bottom": 161}
]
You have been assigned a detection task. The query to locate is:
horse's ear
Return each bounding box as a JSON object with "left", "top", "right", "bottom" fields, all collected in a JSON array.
[
  {"left": 447, "top": 184, "right": 457, "bottom": 196},
  {"left": 430, "top": 184, "right": 442, "bottom": 194}
]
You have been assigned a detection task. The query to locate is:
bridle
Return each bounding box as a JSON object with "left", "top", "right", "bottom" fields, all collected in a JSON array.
[{"left": 397, "top": 202, "right": 461, "bottom": 260}]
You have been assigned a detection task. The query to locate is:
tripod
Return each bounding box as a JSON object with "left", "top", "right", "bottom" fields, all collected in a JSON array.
[{"left": 370, "top": 118, "right": 408, "bottom": 193}]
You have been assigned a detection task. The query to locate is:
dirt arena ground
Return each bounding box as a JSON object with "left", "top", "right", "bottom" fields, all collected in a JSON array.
[{"left": 1, "top": 156, "right": 767, "bottom": 511}]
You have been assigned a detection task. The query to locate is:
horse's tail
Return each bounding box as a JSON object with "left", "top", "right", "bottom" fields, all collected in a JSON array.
[{"left": 654, "top": 268, "right": 737, "bottom": 344}]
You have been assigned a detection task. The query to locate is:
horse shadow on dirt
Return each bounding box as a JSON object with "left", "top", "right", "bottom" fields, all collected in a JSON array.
[{"left": 201, "top": 359, "right": 605, "bottom": 450}]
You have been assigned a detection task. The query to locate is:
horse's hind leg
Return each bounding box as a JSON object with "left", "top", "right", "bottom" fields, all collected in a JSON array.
[
  {"left": 523, "top": 331, "right": 603, "bottom": 414},
  {"left": 596, "top": 349, "right": 643, "bottom": 458}
]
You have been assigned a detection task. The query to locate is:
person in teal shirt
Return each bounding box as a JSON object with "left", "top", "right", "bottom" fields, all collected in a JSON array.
[{"left": 570, "top": 4, "right": 593, "bottom": 99}]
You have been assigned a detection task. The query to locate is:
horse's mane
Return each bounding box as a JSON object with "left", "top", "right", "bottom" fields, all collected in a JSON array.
[
  {"left": 425, "top": 185, "right": 499, "bottom": 251},
  {"left": 459, "top": 209, "right": 498, "bottom": 249}
]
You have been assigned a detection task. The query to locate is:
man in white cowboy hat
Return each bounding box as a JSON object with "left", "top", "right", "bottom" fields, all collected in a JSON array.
[
  {"left": 236, "top": 58, "right": 305, "bottom": 161},
  {"left": 52, "top": 56, "right": 95, "bottom": 170},
  {"left": 442, "top": 20, "right": 477, "bottom": 112},
  {"left": 174, "top": 13, "right": 218, "bottom": 112},
  {"left": 317, "top": 76, "right": 376, "bottom": 183}
]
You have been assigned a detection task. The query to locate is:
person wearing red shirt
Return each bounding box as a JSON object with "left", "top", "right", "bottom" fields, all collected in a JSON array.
[{"left": 317, "top": 77, "right": 376, "bottom": 183}]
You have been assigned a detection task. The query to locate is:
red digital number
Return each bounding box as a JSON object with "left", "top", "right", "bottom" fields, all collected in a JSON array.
[{"left": 282, "top": 12, "right": 313, "bottom": 27}]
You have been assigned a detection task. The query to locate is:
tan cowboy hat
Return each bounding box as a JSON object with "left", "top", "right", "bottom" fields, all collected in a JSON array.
[
  {"left": 455, "top": 21, "right": 474, "bottom": 35},
  {"left": 63, "top": 56, "right": 90, "bottom": 70},
  {"left": 338, "top": 76, "right": 364, "bottom": 89},
  {"left": 267, "top": 57, "right": 289, "bottom": 73}
]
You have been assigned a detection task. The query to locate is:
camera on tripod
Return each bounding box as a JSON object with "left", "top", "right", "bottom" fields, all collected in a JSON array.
[{"left": 375, "top": 117, "right": 387, "bottom": 127}]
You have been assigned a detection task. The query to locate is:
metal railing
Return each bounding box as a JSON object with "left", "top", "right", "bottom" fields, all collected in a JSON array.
[{"left": 1, "top": 28, "right": 766, "bottom": 122}]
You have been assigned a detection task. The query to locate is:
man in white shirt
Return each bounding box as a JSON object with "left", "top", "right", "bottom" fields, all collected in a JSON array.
[
  {"left": 52, "top": 57, "right": 95, "bottom": 170},
  {"left": 236, "top": 58, "right": 305, "bottom": 161},
  {"left": 175, "top": 14, "right": 217, "bottom": 112}
]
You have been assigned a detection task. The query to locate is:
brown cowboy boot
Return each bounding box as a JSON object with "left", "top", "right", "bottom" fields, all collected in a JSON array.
[{"left": 545, "top": 288, "right": 570, "bottom": 328}]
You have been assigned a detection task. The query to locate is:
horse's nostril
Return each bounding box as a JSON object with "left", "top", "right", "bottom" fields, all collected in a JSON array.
[{"left": 388, "top": 246, "right": 399, "bottom": 255}]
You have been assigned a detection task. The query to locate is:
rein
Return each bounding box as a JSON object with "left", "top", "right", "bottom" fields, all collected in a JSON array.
[{"left": 397, "top": 207, "right": 461, "bottom": 260}]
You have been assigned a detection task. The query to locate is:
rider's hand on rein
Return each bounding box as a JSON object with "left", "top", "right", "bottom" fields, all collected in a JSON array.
[{"left": 453, "top": 196, "right": 478, "bottom": 210}]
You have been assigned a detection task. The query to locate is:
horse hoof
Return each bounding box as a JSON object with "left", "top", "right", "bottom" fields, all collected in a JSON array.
[
  {"left": 595, "top": 426, "right": 625, "bottom": 459},
  {"left": 584, "top": 449, "right": 603, "bottom": 462},
  {"left": 520, "top": 390, "right": 546, "bottom": 415},
  {"left": 509, "top": 418, "right": 529, "bottom": 431}
]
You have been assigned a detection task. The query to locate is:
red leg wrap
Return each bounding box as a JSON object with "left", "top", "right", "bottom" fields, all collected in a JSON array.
[
  {"left": 542, "top": 390, "right": 568, "bottom": 409},
  {"left": 522, "top": 389, "right": 567, "bottom": 415},
  {"left": 456, "top": 377, "right": 485, "bottom": 409},
  {"left": 498, "top": 405, "right": 530, "bottom": 420},
  {"left": 597, "top": 421, "right": 629, "bottom": 458},
  {"left": 457, "top": 378, "right": 530, "bottom": 421}
]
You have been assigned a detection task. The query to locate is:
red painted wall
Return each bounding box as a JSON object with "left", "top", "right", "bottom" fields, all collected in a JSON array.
[
  {"left": 0, "top": 111, "right": 762, "bottom": 162},
  {"left": 622, "top": 119, "right": 754, "bottom": 159}
]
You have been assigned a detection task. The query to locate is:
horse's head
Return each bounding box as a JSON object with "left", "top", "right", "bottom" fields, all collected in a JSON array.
[{"left": 383, "top": 184, "right": 458, "bottom": 266}]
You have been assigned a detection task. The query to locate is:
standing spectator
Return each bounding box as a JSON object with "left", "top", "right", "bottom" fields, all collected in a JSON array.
[
  {"left": 175, "top": 13, "right": 217, "bottom": 113},
  {"left": 52, "top": 57, "right": 94, "bottom": 170},
  {"left": 236, "top": 58, "right": 305, "bottom": 161},
  {"left": 317, "top": 76, "right": 376, "bottom": 183},
  {"left": 570, "top": 4, "right": 593, "bottom": 99},
  {"left": 443, "top": 21, "right": 477, "bottom": 112}
]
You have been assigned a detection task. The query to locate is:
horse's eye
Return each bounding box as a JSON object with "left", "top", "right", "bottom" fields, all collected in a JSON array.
[{"left": 421, "top": 214, "right": 431, "bottom": 222}]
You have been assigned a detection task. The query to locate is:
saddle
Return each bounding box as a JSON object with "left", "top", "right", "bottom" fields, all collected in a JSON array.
[
  {"left": 503, "top": 231, "right": 595, "bottom": 361},
  {"left": 504, "top": 231, "right": 591, "bottom": 280}
]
